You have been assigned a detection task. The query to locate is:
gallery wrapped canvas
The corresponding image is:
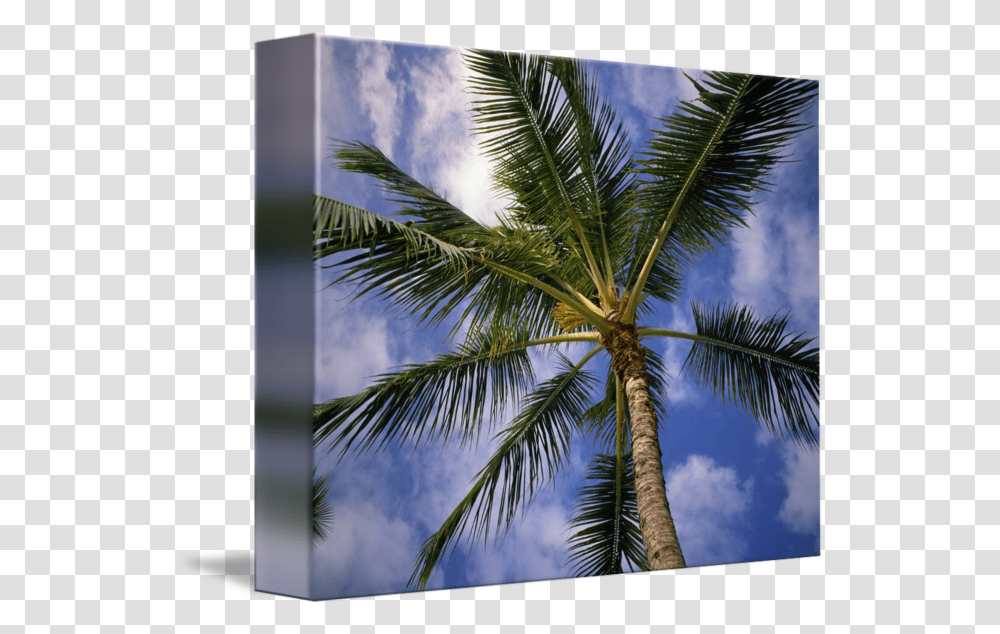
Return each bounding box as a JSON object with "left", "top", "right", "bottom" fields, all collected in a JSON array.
[{"left": 255, "top": 33, "right": 820, "bottom": 601}]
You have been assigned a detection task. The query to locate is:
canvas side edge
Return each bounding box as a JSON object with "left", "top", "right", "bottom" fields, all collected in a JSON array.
[{"left": 253, "top": 33, "right": 317, "bottom": 600}]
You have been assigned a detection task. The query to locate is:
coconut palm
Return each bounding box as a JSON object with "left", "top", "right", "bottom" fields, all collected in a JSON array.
[{"left": 312, "top": 50, "right": 818, "bottom": 588}]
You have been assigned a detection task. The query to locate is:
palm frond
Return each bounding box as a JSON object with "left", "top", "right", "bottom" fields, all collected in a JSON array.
[
  {"left": 318, "top": 143, "right": 594, "bottom": 331},
  {"left": 327, "top": 140, "right": 494, "bottom": 245},
  {"left": 459, "top": 273, "right": 567, "bottom": 343},
  {"left": 313, "top": 194, "right": 474, "bottom": 264},
  {"left": 455, "top": 218, "right": 608, "bottom": 343},
  {"left": 546, "top": 56, "right": 637, "bottom": 284},
  {"left": 313, "top": 194, "right": 488, "bottom": 327},
  {"left": 409, "top": 348, "right": 600, "bottom": 590},
  {"left": 566, "top": 452, "right": 649, "bottom": 576},
  {"left": 464, "top": 49, "right": 610, "bottom": 300},
  {"left": 313, "top": 331, "right": 535, "bottom": 455},
  {"left": 621, "top": 212, "right": 684, "bottom": 304},
  {"left": 580, "top": 359, "right": 625, "bottom": 454},
  {"left": 314, "top": 193, "right": 606, "bottom": 337},
  {"left": 627, "top": 71, "right": 817, "bottom": 315},
  {"left": 464, "top": 50, "right": 578, "bottom": 230},
  {"left": 312, "top": 468, "right": 334, "bottom": 543},
  {"left": 683, "top": 301, "right": 819, "bottom": 448}
]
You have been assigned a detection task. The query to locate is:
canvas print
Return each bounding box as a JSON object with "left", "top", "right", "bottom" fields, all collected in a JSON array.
[{"left": 259, "top": 34, "right": 819, "bottom": 600}]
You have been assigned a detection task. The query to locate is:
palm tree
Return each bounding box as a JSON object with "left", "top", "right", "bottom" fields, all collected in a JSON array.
[{"left": 312, "top": 50, "right": 818, "bottom": 588}]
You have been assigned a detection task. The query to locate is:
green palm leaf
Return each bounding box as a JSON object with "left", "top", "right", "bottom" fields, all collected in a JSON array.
[
  {"left": 313, "top": 193, "right": 474, "bottom": 264},
  {"left": 314, "top": 200, "right": 606, "bottom": 336},
  {"left": 313, "top": 194, "right": 486, "bottom": 327},
  {"left": 625, "top": 71, "right": 817, "bottom": 317},
  {"left": 409, "top": 348, "right": 600, "bottom": 590},
  {"left": 313, "top": 331, "right": 535, "bottom": 455},
  {"left": 459, "top": 271, "right": 566, "bottom": 343},
  {"left": 566, "top": 452, "right": 649, "bottom": 576},
  {"left": 546, "top": 57, "right": 637, "bottom": 284},
  {"left": 456, "top": 220, "right": 586, "bottom": 342},
  {"left": 311, "top": 49, "right": 819, "bottom": 585},
  {"left": 326, "top": 140, "right": 494, "bottom": 246},
  {"left": 464, "top": 49, "right": 612, "bottom": 302},
  {"left": 316, "top": 149, "right": 591, "bottom": 332},
  {"left": 682, "top": 301, "right": 819, "bottom": 448},
  {"left": 622, "top": 212, "right": 684, "bottom": 304},
  {"left": 312, "top": 468, "right": 334, "bottom": 543},
  {"left": 464, "top": 50, "right": 579, "bottom": 231}
]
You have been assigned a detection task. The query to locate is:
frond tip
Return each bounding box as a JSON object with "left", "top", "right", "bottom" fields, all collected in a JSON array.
[
  {"left": 313, "top": 331, "right": 536, "bottom": 455},
  {"left": 312, "top": 468, "right": 334, "bottom": 543},
  {"left": 408, "top": 348, "right": 601, "bottom": 590},
  {"left": 624, "top": 71, "right": 817, "bottom": 319},
  {"left": 683, "top": 301, "right": 820, "bottom": 448}
]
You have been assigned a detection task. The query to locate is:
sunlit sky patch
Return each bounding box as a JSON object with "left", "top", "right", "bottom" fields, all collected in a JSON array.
[{"left": 313, "top": 36, "right": 819, "bottom": 599}]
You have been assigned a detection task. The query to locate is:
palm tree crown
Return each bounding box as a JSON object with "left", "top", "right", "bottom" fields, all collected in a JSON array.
[{"left": 312, "top": 49, "right": 818, "bottom": 589}]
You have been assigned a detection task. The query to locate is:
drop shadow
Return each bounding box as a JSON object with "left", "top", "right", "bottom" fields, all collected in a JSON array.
[{"left": 191, "top": 550, "right": 256, "bottom": 592}]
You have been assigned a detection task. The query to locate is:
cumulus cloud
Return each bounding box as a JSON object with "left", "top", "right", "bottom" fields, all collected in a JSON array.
[
  {"left": 665, "top": 454, "right": 754, "bottom": 567},
  {"left": 312, "top": 495, "right": 421, "bottom": 599},
  {"left": 653, "top": 306, "right": 704, "bottom": 407},
  {"left": 464, "top": 496, "right": 572, "bottom": 586},
  {"left": 315, "top": 423, "right": 574, "bottom": 597},
  {"left": 400, "top": 403, "right": 577, "bottom": 590},
  {"left": 318, "top": 38, "right": 391, "bottom": 210},
  {"left": 314, "top": 301, "right": 399, "bottom": 401},
  {"left": 755, "top": 427, "right": 775, "bottom": 447},
  {"left": 776, "top": 444, "right": 820, "bottom": 537},
  {"left": 613, "top": 62, "right": 703, "bottom": 150},
  {"left": 400, "top": 438, "right": 496, "bottom": 540},
  {"left": 728, "top": 202, "right": 819, "bottom": 336},
  {"left": 355, "top": 41, "right": 404, "bottom": 160},
  {"left": 727, "top": 97, "right": 819, "bottom": 338},
  {"left": 404, "top": 49, "right": 502, "bottom": 225},
  {"left": 619, "top": 62, "right": 700, "bottom": 120}
]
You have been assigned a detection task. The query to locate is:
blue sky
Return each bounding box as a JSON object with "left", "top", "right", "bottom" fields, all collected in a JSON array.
[{"left": 311, "top": 35, "right": 819, "bottom": 600}]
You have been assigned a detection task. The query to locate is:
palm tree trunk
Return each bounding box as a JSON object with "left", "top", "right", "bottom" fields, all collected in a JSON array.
[{"left": 605, "top": 323, "right": 686, "bottom": 570}]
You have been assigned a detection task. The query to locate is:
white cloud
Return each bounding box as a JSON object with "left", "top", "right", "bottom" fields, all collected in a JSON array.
[
  {"left": 728, "top": 202, "right": 819, "bottom": 336},
  {"left": 654, "top": 306, "right": 703, "bottom": 406},
  {"left": 620, "top": 62, "right": 700, "bottom": 119},
  {"left": 665, "top": 454, "right": 754, "bottom": 567},
  {"left": 355, "top": 41, "right": 403, "bottom": 160},
  {"left": 403, "top": 48, "right": 503, "bottom": 226},
  {"left": 317, "top": 423, "right": 574, "bottom": 596},
  {"left": 310, "top": 431, "right": 485, "bottom": 599},
  {"left": 729, "top": 209, "right": 779, "bottom": 311},
  {"left": 727, "top": 100, "right": 819, "bottom": 338},
  {"left": 782, "top": 209, "right": 821, "bottom": 330},
  {"left": 463, "top": 497, "right": 572, "bottom": 587},
  {"left": 614, "top": 62, "right": 703, "bottom": 149},
  {"left": 318, "top": 38, "right": 395, "bottom": 210},
  {"left": 314, "top": 301, "right": 398, "bottom": 401},
  {"left": 754, "top": 427, "right": 775, "bottom": 447},
  {"left": 400, "top": 438, "right": 494, "bottom": 541},
  {"left": 776, "top": 444, "right": 820, "bottom": 537},
  {"left": 401, "top": 413, "right": 576, "bottom": 590},
  {"left": 312, "top": 496, "right": 421, "bottom": 599}
]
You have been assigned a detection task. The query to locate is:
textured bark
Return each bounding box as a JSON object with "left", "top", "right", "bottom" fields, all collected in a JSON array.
[{"left": 604, "top": 323, "right": 686, "bottom": 571}]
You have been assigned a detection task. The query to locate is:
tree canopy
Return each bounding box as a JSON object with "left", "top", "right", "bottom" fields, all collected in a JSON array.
[{"left": 312, "top": 49, "right": 818, "bottom": 589}]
